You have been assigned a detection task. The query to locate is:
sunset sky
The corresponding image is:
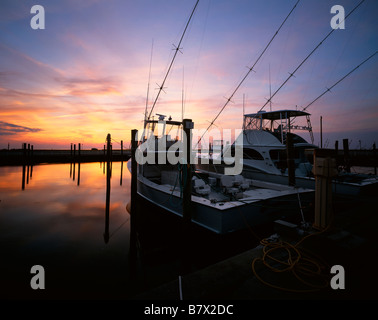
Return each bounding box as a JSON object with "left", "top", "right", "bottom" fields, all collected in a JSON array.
[{"left": 1, "top": 0, "right": 377, "bottom": 150}]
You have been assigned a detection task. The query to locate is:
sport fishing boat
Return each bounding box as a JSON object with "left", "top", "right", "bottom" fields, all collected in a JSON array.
[
  {"left": 129, "top": 116, "right": 314, "bottom": 234},
  {"left": 197, "top": 109, "right": 378, "bottom": 195}
]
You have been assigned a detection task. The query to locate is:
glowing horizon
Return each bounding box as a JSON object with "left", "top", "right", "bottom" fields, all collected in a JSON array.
[{"left": 1, "top": 0, "right": 377, "bottom": 150}]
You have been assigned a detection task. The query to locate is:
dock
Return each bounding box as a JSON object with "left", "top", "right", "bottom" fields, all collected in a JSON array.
[
  {"left": 0, "top": 148, "right": 131, "bottom": 166},
  {"left": 135, "top": 192, "right": 378, "bottom": 300}
]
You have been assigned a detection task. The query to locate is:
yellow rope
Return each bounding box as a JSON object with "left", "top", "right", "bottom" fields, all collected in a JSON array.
[{"left": 252, "top": 235, "right": 330, "bottom": 293}]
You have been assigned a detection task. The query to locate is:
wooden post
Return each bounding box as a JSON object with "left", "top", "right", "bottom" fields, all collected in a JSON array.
[
  {"left": 312, "top": 149, "right": 338, "bottom": 230},
  {"left": 73, "top": 144, "right": 76, "bottom": 160},
  {"left": 181, "top": 119, "right": 194, "bottom": 275},
  {"left": 104, "top": 154, "right": 111, "bottom": 244},
  {"left": 286, "top": 132, "right": 295, "bottom": 186},
  {"left": 320, "top": 116, "right": 323, "bottom": 148},
  {"left": 106, "top": 134, "right": 111, "bottom": 161},
  {"left": 21, "top": 143, "right": 27, "bottom": 190},
  {"left": 78, "top": 143, "right": 81, "bottom": 158},
  {"left": 121, "top": 140, "right": 123, "bottom": 159},
  {"left": 182, "top": 119, "right": 193, "bottom": 223}
]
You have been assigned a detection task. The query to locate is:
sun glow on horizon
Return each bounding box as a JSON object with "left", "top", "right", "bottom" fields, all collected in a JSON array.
[{"left": 1, "top": 0, "right": 377, "bottom": 150}]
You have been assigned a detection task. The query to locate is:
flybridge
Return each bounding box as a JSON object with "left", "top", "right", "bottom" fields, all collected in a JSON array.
[
  {"left": 136, "top": 117, "right": 244, "bottom": 175},
  {"left": 243, "top": 110, "right": 314, "bottom": 145}
]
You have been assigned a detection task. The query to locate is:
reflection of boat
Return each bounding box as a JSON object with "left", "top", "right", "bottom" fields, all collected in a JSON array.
[
  {"left": 129, "top": 116, "right": 314, "bottom": 234},
  {"left": 197, "top": 109, "right": 378, "bottom": 195}
]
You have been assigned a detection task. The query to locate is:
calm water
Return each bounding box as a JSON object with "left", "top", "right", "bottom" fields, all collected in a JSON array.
[
  {"left": 0, "top": 162, "right": 132, "bottom": 299},
  {"left": 0, "top": 161, "right": 269, "bottom": 300}
]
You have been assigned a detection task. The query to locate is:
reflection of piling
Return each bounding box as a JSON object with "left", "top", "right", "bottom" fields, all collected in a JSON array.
[
  {"left": 182, "top": 119, "right": 193, "bottom": 224},
  {"left": 106, "top": 134, "right": 112, "bottom": 161},
  {"left": 343, "top": 138, "right": 350, "bottom": 173},
  {"left": 373, "top": 143, "right": 377, "bottom": 176},
  {"left": 104, "top": 157, "right": 111, "bottom": 244},
  {"left": 286, "top": 132, "right": 295, "bottom": 186},
  {"left": 129, "top": 129, "right": 139, "bottom": 281}
]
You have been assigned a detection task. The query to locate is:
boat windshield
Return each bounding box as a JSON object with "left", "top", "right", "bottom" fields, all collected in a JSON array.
[{"left": 243, "top": 109, "right": 314, "bottom": 144}]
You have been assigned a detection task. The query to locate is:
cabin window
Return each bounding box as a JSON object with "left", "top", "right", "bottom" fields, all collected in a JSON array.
[
  {"left": 243, "top": 148, "right": 264, "bottom": 160},
  {"left": 270, "top": 149, "right": 287, "bottom": 171}
]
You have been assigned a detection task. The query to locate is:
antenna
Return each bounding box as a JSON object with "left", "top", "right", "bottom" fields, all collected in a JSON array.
[{"left": 146, "top": 0, "right": 200, "bottom": 124}]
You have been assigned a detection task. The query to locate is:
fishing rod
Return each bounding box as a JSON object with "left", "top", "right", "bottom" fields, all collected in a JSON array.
[
  {"left": 146, "top": 0, "right": 200, "bottom": 124},
  {"left": 258, "top": 0, "right": 366, "bottom": 113},
  {"left": 302, "top": 51, "right": 377, "bottom": 111},
  {"left": 195, "top": 0, "right": 301, "bottom": 148},
  {"left": 144, "top": 39, "right": 154, "bottom": 123}
]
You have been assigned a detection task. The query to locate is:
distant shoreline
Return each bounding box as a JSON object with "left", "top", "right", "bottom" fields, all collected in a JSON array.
[{"left": 0, "top": 149, "right": 131, "bottom": 166}]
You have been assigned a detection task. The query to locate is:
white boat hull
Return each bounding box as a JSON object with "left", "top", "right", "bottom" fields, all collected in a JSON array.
[
  {"left": 196, "top": 162, "right": 378, "bottom": 196},
  {"left": 137, "top": 174, "right": 314, "bottom": 234}
]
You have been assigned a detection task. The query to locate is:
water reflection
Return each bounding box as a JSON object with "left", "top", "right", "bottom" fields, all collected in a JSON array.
[
  {"left": 0, "top": 162, "right": 131, "bottom": 299},
  {"left": 104, "top": 160, "right": 111, "bottom": 244}
]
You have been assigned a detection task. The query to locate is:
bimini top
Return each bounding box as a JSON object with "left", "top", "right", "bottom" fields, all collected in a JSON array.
[{"left": 244, "top": 110, "right": 310, "bottom": 120}]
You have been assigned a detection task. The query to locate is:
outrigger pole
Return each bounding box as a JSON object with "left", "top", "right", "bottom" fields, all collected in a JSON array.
[
  {"left": 258, "top": 0, "right": 366, "bottom": 113},
  {"left": 302, "top": 51, "right": 377, "bottom": 111},
  {"left": 145, "top": 0, "right": 200, "bottom": 126},
  {"left": 195, "top": 0, "right": 301, "bottom": 148},
  {"left": 144, "top": 39, "right": 154, "bottom": 123}
]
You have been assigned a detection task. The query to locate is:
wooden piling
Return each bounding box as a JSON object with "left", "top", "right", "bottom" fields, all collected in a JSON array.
[
  {"left": 106, "top": 134, "right": 111, "bottom": 161},
  {"left": 286, "top": 132, "right": 295, "bottom": 186},
  {"left": 312, "top": 149, "right": 338, "bottom": 230},
  {"left": 104, "top": 154, "right": 111, "bottom": 244},
  {"left": 320, "top": 116, "right": 323, "bottom": 149},
  {"left": 77, "top": 163, "right": 81, "bottom": 186},
  {"left": 374, "top": 142, "right": 377, "bottom": 175},
  {"left": 343, "top": 138, "right": 350, "bottom": 172}
]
